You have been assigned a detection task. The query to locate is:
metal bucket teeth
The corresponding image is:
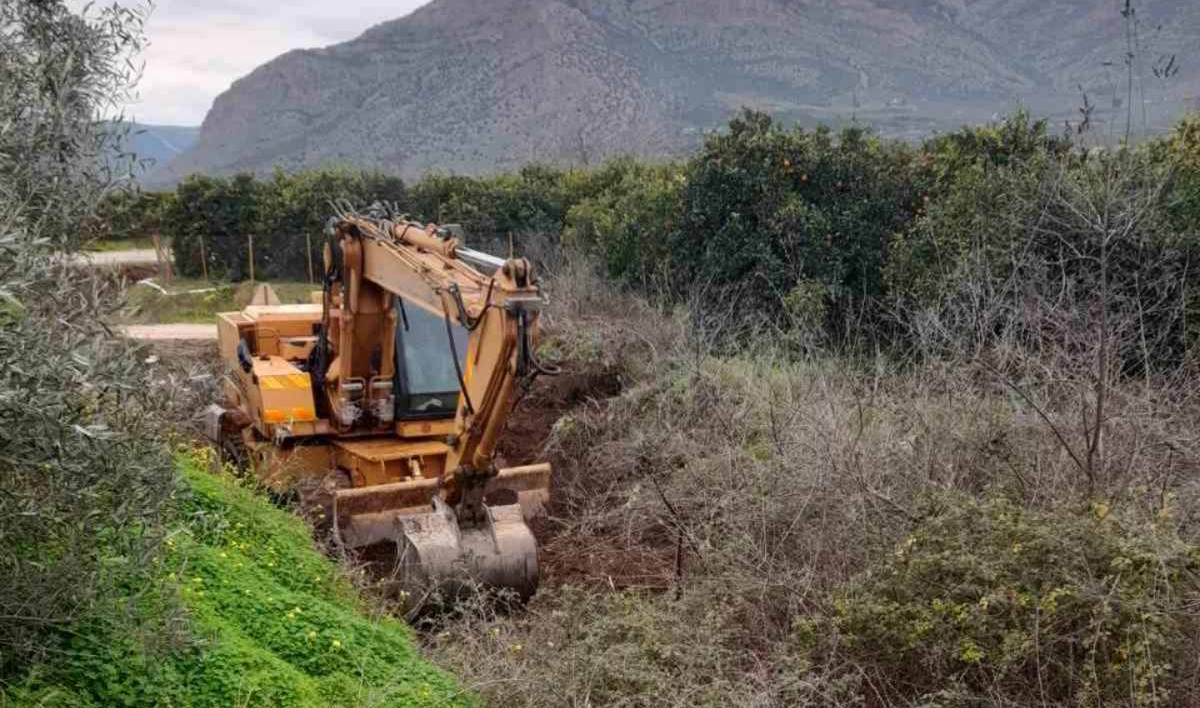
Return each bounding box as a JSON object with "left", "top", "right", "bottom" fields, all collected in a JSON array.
[
  {"left": 329, "top": 464, "right": 548, "bottom": 601},
  {"left": 335, "top": 497, "right": 539, "bottom": 601},
  {"left": 396, "top": 499, "right": 539, "bottom": 601}
]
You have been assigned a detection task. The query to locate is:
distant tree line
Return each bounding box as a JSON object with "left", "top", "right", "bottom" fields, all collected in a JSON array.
[{"left": 99, "top": 109, "right": 1200, "bottom": 358}]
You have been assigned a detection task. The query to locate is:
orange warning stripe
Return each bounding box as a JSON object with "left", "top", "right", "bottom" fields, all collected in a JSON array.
[
  {"left": 261, "top": 374, "right": 312, "bottom": 391},
  {"left": 264, "top": 407, "right": 317, "bottom": 423}
]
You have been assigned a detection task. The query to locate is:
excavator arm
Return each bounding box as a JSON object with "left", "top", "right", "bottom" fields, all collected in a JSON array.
[{"left": 315, "top": 213, "right": 551, "bottom": 597}]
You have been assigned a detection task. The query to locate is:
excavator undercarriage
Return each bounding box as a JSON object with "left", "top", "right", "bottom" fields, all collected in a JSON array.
[{"left": 203, "top": 212, "right": 553, "bottom": 601}]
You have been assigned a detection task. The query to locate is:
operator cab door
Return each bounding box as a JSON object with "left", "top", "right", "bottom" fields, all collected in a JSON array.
[{"left": 393, "top": 296, "right": 467, "bottom": 420}]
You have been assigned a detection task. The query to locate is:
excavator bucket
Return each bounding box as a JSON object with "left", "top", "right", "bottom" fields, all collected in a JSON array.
[{"left": 330, "top": 464, "right": 550, "bottom": 601}]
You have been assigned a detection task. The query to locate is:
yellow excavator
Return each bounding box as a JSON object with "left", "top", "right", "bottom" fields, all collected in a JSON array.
[{"left": 203, "top": 209, "right": 553, "bottom": 600}]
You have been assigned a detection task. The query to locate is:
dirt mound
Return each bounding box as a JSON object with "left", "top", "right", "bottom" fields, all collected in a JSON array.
[
  {"left": 496, "top": 364, "right": 622, "bottom": 469},
  {"left": 492, "top": 363, "right": 681, "bottom": 590}
]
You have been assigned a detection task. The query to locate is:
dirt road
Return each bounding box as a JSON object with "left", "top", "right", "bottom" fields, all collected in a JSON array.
[
  {"left": 76, "top": 249, "right": 164, "bottom": 267},
  {"left": 123, "top": 324, "right": 217, "bottom": 341}
]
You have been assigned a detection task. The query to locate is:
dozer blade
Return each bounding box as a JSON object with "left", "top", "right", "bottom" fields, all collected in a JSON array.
[{"left": 330, "top": 464, "right": 549, "bottom": 601}]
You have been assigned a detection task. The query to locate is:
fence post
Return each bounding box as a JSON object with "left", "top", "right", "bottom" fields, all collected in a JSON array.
[
  {"left": 152, "top": 233, "right": 173, "bottom": 283},
  {"left": 306, "top": 232, "right": 315, "bottom": 284},
  {"left": 151, "top": 233, "right": 163, "bottom": 280},
  {"left": 247, "top": 234, "right": 255, "bottom": 283},
  {"left": 199, "top": 234, "right": 209, "bottom": 282}
]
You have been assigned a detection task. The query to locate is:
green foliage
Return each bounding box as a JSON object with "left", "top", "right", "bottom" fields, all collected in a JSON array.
[
  {"left": 918, "top": 111, "right": 1070, "bottom": 190},
  {"left": 833, "top": 496, "right": 1200, "bottom": 706},
  {"left": 890, "top": 140, "right": 1200, "bottom": 369},
  {"left": 118, "top": 108, "right": 1200, "bottom": 354},
  {"left": 0, "top": 0, "right": 185, "bottom": 676},
  {"left": 0, "top": 0, "right": 147, "bottom": 245},
  {"left": 670, "top": 109, "right": 919, "bottom": 335},
  {"left": 1162, "top": 115, "right": 1200, "bottom": 236},
  {"left": 87, "top": 191, "right": 171, "bottom": 244},
  {"left": 887, "top": 113, "right": 1066, "bottom": 303},
  {"left": 409, "top": 164, "right": 574, "bottom": 239},
  {"left": 164, "top": 174, "right": 262, "bottom": 280},
  {"left": 162, "top": 170, "right": 405, "bottom": 281},
  {"left": 155, "top": 161, "right": 667, "bottom": 283},
  {"left": 563, "top": 159, "right": 683, "bottom": 280},
  {"left": 4, "top": 458, "right": 470, "bottom": 708},
  {"left": 256, "top": 169, "right": 406, "bottom": 280}
]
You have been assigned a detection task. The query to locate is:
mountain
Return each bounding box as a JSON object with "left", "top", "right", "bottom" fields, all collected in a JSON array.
[
  {"left": 109, "top": 122, "right": 200, "bottom": 176},
  {"left": 152, "top": 0, "right": 1200, "bottom": 186}
]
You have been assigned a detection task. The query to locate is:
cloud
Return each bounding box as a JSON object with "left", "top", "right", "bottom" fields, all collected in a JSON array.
[{"left": 75, "top": 0, "right": 431, "bottom": 125}]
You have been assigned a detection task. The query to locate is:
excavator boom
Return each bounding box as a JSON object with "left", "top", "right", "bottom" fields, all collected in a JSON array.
[{"left": 205, "top": 210, "right": 553, "bottom": 601}]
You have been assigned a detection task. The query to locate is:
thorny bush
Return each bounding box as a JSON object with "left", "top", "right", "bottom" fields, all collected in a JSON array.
[{"left": 428, "top": 252, "right": 1200, "bottom": 708}]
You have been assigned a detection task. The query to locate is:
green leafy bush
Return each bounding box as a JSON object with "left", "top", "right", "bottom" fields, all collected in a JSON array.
[
  {"left": 669, "top": 109, "right": 919, "bottom": 337},
  {"left": 86, "top": 191, "right": 172, "bottom": 244},
  {"left": 166, "top": 170, "right": 405, "bottom": 281},
  {"left": 887, "top": 113, "right": 1068, "bottom": 305},
  {"left": 563, "top": 158, "right": 683, "bottom": 280},
  {"left": 409, "top": 164, "right": 575, "bottom": 240},
  {"left": 833, "top": 496, "right": 1200, "bottom": 706},
  {"left": 165, "top": 174, "right": 263, "bottom": 280}
]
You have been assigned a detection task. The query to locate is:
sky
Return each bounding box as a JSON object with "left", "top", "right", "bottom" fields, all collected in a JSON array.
[{"left": 77, "top": 0, "right": 430, "bottom": 126}]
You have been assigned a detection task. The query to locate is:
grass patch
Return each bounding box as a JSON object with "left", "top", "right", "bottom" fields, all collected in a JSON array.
[
  {"left": 2, "top": 456, "right": 470, "bottom": 708},
  {"left": 84, "top": 237, "right": 160, "bottom": 252},
  {"left": 122, "top": 280, "right": 318, "bottom": 324}
]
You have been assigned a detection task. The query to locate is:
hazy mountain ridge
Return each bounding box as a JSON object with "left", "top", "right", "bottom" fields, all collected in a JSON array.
[
  {"left": 150, "top": 0, "right": 1200, "bottom": 186},
  {"left": 107, "top": 122, "right": 200, "bottom": 176}
]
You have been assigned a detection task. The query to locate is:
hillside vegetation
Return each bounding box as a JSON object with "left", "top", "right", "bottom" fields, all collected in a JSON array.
[
  {"left": 5, "top": 459, "right": 467, "bottom": 708},
  {"left": 11, "top": 0, "right": 1200, "bottom": 706},
  {"left": 112, "top": 105, "right": 1200, "bottom": 705},
  {"left": 1, "top": 4, "right": 466, "bottom": 708}
]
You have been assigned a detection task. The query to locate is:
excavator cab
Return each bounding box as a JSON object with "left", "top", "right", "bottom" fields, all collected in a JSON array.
[
  {"left": 394, "top": 299, "right": 466, "bottom": 419},
  {"left": 205, "top": 214, "right": 552, "bottom": 604}
]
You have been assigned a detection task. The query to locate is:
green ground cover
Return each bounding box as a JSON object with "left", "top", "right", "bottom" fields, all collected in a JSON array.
[
  {"left": 2, "top": 457, "right": 470, "bottom": 708},
  {"left": 85, "top": 237, "right": 160, "bottom": 252}
]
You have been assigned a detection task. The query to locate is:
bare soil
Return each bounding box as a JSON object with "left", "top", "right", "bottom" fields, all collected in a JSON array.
[
  {"left": 495, "top": 363, "right": 622, "bottom": 468},
  {"left": 492, "top": 365, "right": 678, "bottom": 591},
  {"left": 159, "top": 339, "right": 635, "bottom": 592}
]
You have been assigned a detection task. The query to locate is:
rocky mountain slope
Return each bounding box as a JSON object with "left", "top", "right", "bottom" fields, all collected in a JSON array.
[{"left": 151, "top": 0, "right": 1200, "bottom": 185}]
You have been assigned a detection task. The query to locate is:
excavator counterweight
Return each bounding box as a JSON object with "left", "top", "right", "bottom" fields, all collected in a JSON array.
[{"left": 204, "top": 211, "right": 553, "bottom": 602}]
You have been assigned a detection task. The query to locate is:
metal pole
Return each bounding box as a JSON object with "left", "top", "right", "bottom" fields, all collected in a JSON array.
[
  {"left": 165, "top": 237, "right": 174, "bottom": 283},
  {"left": 248, "top": 234, "right": 255, "bottom": 283},
  {"left": 306, "top": 232, "right": 315, "bottom": 284},
  {"left": 199, "top": 235, "right": 209, "bottom": 282},
  {"left": 152, "top": 233, "right": 172, "bottom": 283}
]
